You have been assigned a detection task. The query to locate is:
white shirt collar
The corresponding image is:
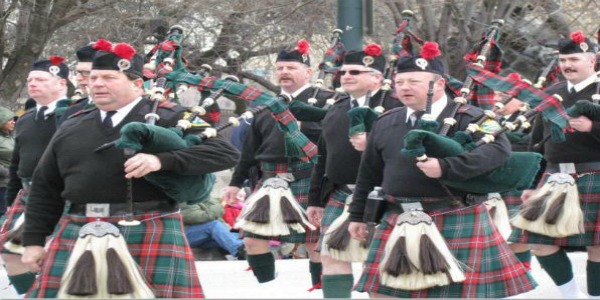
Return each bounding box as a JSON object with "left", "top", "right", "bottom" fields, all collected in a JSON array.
[
  {"left": 281, "top": 83, "right": 311, "bottom": 99},
  {"left": 568, "top": 74, "right": 597, "bottom": 93},
  {"left": 100, "top": 96, "right": 143, "bottom": 127},
  {"left": 36, "top": 96, "right": 67, "bottom": 115},
  {"left": 353, "top": 89, "right": 381, "bottom": 107},
  {"left": 405, "top": 94, "right": 448, "bottom": 122}
]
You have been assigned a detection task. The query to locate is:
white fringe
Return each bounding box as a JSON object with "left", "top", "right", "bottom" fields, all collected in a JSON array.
[
  {"left": 322, "top": 206, "right": 368, "bottom": 262},
  {"left": 57, "top": 234, "right": 155, "bottom": 298},
  {"left": 2, "top": 214, "right": 24, "bottom": 255},
  {"left": 484, "top": 195, "right": 513, "bottom": 241}
]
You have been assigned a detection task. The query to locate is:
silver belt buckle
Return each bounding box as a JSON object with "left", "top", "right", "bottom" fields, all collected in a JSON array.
[
  {"left": 559, "top": 163, "right": 576, "bottom": 174},
  {"left": 400, "top": 202, "right": 424, "bottom": 212},
  {"left": 276, "top": 173, "right": 295, "bottom": 182},
  {"left": 86, "top": 203, "right": 110, "bottom": 217}
]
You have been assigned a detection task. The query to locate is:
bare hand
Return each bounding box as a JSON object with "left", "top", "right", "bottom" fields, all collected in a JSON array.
[
  {"left": 306, "top": 206, "right": 324, "bottom": 227},
  {"left": 349, "top": 133, "right": 367, "bottom": 152},
  {"left": 22, "top": 246, "right": 46, "bottom": 273},
  {"left": 568, "top": 116, "right": 592, "bottom": 132},
  {"left": 124, "top": 153, "right": 161, "bottom": 178},
  {"left": 416, "top": 158, "right": 442, "bottom": 178},
  {"left": 520, "top": 189, "right": 536, "bottom": 202},
  {"left": 222, "top": 186, "right": 242, "bottom": 206},
  {"left": 348, "top": 222, "right": 368, "bottom": 241}
]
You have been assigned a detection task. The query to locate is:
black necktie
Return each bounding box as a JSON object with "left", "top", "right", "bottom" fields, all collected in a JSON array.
[
  {"left": 351, "top": 99, "right": 359, "bottom": 108},
  {"left": 409, "top": 111, "right": 425, "bottom": 127},
  {"left": 569, "top": 87, "right": 576, "bottom": 94},
  {"left": 36, "top": 106, "right": 48, "bottom": 121},
  {"left": 102, "top": 111, "right": 117, "bottom": 128}
]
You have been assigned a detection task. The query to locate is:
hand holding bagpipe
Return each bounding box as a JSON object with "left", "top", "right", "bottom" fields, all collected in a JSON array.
[
  {"left": 175, "top": 64, "right": 212, "bottom": 96},
  {"left": 194, "top": 75, "right": 239, "bottom": 116}
]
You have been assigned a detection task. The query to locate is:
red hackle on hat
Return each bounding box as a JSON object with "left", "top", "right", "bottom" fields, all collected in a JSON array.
[
  {"left": 570, "top": 31, "right": 586, "bottom": 44},
  {"left": 420, "top": 42, "right": 441, "bottom": 60},
  {"left": 49, "top": 55, "right": 66, "bottom": 66},
  {"left": 93, "top": 39, "right": 113, "bottom": 52},
  {"left": 364, "top": 43, "right": 382, "bottom": 57},
  {"left": 297, "top": 39, "right": 310, "bottom": 55},
  {"left": 113, "top": 43, "right": 136, "bottom": 60}
]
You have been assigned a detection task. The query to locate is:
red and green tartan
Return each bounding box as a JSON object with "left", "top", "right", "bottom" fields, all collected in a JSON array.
[
  {"left": 316, "top": 188, "right": 349, "bottom": 251},
  {"left": 0, "top": 189, "right": 27, "bottom": 253},
  {"left": 501, "top": 190, "right": 524, "bottom": 218},
  {"left": 356, "top": 202, "right": 536, "bottom": 298},
  {"left": 243, "top": 161, "right": 319, "bottom": 244},
  {"left": 509, "top": 172, "right": 600, "bottom": 246},
  {"left": 26, "top": 211, "right": 203, "bottom": 299}
]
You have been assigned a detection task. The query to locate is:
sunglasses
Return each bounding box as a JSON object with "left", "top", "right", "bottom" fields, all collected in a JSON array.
[{"left": 339, "top": 70, "right": 372, "bottom": 76}]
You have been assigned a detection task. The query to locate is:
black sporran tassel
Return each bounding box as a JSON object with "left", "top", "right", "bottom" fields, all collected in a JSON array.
[
  {"left": 325, "top": 219, "right": 351, "bottom": 250},
  {"left": 106, "top": 247, "right": 134, "bottom": 295},
  {"left": 544, "top": 191, "right": 567, "bottom": 225},
  {"left": 245, "top": 195, "right": 270, "bottom": 224},
  {"left": 419, "top": 234, "right": 450, "bottom": 275},
  {"left": 520, "top": 190, "right": 550, "bottom": 221},
  {"left": 280, "top": 196, "right": 303, "bottom": 224},
  {"left": 383, "top": 236, "right": 414, "bottom": 276},
  {"left": 66, "top": 250, "right": 98, "bottom": 296}
]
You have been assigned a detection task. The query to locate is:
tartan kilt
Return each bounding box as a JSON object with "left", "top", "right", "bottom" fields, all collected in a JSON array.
[
  {"left": 26, "top": 211, "right": 204, "bottom": 299},
  {"left": 316, "top": 188, "right": 349, "bottom": 251},
  {"left": 356, "top": 203, "right": 536, "bottom": 298},
  {"left": 243, "top": 161, "right": 319, "bottom": 244},
  {"left": 509, "top": 171, "right": 600, "bottom": 246},
  {"left": 0, "top": 189, "right": 27, "bottom": 253},
  {"left": 500, "top": 189, "right": 523, "bottom": 218}
]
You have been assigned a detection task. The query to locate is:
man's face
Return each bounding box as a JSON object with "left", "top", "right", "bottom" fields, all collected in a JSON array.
[
  {"left": 89, "top": 70, "right": 142, "bottom": 111},
  {"left": 75, "top": 62, "right": 92, "bottom": 94},
  {"left": 558, "top": 52, "right": 596, "bottom": 84},
  {"left": 394, "top": 71, "right": 442, "bottom": 110},
  {"left": 27, "top": 71, "right": 66, "bottom": 105},
  {"left": 339, "top": 65, "right": 381, "bottom": 98},
  {"left": 275, "top": 61, "right": 311, "bottom": 93}
]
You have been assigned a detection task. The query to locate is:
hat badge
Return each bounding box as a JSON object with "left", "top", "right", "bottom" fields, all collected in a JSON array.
[
  {"left": 117, "top": 58, "right": 131, "bottom": 72},
  {"left": 415, "top": 58, "right": 429, "bottom": 70},
  {"left": 48, "top": 65, "right": 60, "bottom": 76},
  {"left": 362, "top": 56, "right": 374, "bottom": 67},
  {"left": 302, "top": 54, "right": 309, "bottom": 63},
  {"left": 580, "top": 42, "right": 589, "bottom": 52}
]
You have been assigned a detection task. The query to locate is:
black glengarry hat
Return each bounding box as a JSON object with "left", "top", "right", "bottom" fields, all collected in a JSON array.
[
  {"left": 343, "top": 43, "right": 386, "bottom": 73},
  {"left": 92, "top": 39, "right": 144, "bottom": 77},
  {"left": 277, "top": 39, "right": 311, "bottom": 66},
  {"left": 31, "top": 56, "right": 69, "bottom": 79},
  {"left": 395, "top": 41, "right": 445, "bottom": 75},
  {"left": 558, "top": 31, "right": 598, "bottom": 55}
]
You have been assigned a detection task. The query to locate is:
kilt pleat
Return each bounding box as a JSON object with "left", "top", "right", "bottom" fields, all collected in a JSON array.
[
  {"left": 355, "top": 203, "right": 536, "bottom": 298},
  {"left": 26, "top": 211, "right": 204, "bottom": 298},
  {"left": 316, "top": 188, "right": 349, "bottom": 251},
  {"left": 243, "top": 161, "right": 319, "bottom": 244},
  {"left": 0, "top": 189, "right": 27, "bottom": 253},
  {"left": 509, "top": 172, "right": 600, "bottom": 246}
]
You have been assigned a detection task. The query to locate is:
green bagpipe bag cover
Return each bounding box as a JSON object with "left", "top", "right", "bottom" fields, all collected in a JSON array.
[
  {"left": 401, "top": 129, "right": 543, "bottom": 194},
  {"left": 115, "top": 122, "right": 215, "bottom": 203}
]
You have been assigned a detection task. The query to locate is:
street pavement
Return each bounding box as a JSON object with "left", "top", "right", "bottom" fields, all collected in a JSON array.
[{"left": 0, "top": 252, "right": 590, "bottom": 298}]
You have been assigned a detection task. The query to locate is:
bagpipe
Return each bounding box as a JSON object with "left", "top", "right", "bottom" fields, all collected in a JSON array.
[{"left": 308, "top": 28, "right": 345, "bottom": 108}]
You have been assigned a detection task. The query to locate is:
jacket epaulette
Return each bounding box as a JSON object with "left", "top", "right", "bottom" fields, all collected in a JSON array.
[
  {"left": 68, "top": 107, "right": 96, "bottom": 119},
  {"left": 377, "top": 106, "right": 403, "bottom": 119}
]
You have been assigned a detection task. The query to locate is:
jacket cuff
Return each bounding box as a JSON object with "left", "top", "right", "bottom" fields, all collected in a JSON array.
[
  {"left": 155, "top": 152, "right": 176, "bottom": 171},
  {"left": 22, "top": 233, "right": 46, "bottom": 247}
]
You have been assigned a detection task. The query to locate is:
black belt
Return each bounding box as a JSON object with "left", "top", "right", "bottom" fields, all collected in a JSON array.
[
  {"left": 68, "top": 200, "right": 178, "bottom": 216},
  {"left": 386, "top": 193, "right": 488, "bottom": 214},
  {"left": 546, "top": 162, "right": 600, "bottom": 174},
  {"left": 262, "top": 168, "right": 313, "bottom": 181}
]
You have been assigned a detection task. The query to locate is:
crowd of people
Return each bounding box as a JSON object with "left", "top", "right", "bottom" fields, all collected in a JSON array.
[{"left": 0, "top": 22, "right": 597, "bottom": 300}]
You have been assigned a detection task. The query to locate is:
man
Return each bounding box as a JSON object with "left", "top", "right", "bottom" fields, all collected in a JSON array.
[
  {"left": 58, "top": 43, "right": 98, "bottom": 123},
  {"left": 222, "top": 40, "right": 333, "bottom": 286},
  {"left": 20, "top": 41, "right": 239, "bottom": 298},
  {"left": 510, "top": 31, "right": 600, "bottom": 298},
  {"left": 347, "top": 41, "right": 536, "bottom": 298},
  {"left": 306, "top": 43, "right": 401, "bottom": 298},
  {"left": 0, "top": 56, "right": 69, "bottom": 295}
]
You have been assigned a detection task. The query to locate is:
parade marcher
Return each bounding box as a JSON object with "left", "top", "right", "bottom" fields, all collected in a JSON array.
[
  {"left": 0, "top": 107, "right": 15, "bottom": 215},
  {"left": 59, "top": 43, "right": 98, "bottom": 123},
  {"left": 306, "top": 43, "right": 402, "bottom": 298},
  {"left": 510, "top": 31, "right": 600, "bottom": 298},
  {"left": 20, "top": 41, "right": 240, "bottom": 298},
  {"left": 0, "top": 56, "right": 69, "bottom": 295},
  {"left": 347, "top": 42, "right": 536, "bottom": 298},
  {"left": 222, "top": 39, "right": 333, "bottom": 287}
]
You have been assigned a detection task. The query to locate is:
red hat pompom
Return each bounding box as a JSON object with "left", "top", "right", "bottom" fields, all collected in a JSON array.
[
  {"left": 49, "top": 55, "right": 66, "bottom": 66},
  {"left": 507, "top": 72, "right": 522, "bottom": 81},
  {"left": 93, "top": 39, "right": 113, "bottom": 52},
  {"left": 297, "top": 39, "right": 310, "bottom": 55},
  {"left": 113, "top": 43, "right": 136, "bottom": 60},
  {"left": 363, "top": 43, "right": 382, "bottom": 57},
  {"left": 420, "top": 42, "right": 441, "bottom": 60},
  {"left": 570, "top": 31, "right": 586, "bottom": 44}
]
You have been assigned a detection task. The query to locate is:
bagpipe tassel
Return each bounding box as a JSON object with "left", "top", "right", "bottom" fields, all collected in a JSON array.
[
  {"left": 2, "top": 213, "right": 25, "bottom": 255},
  {"left": 322, "top": 205, "right": 369, "bottom": 262},
  {"left": 379, "top": 210, "right": 465, "bottom": 290},
  {"left": 511, "top": 173, "right": 584, "bottom": 238},
  {"left": 57, "top": 221, "right": 155, "bottom": 298},
  {"left": 236, "top": 177, "right": 315, "bottom": 237},
  {"left": 484, "top": 193, "right": 512, "bottom": 241}
]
